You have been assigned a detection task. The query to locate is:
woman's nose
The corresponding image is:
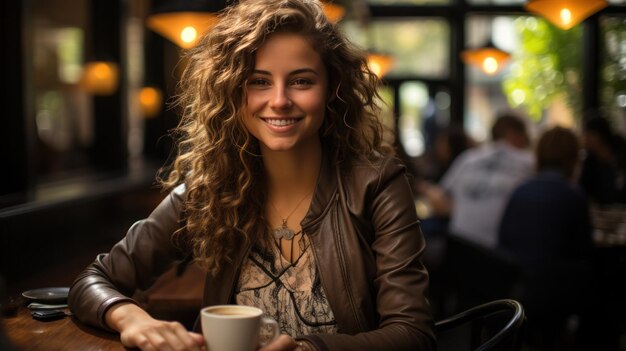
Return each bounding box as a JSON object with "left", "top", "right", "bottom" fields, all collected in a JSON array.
[{"left": 269, "top": 85, "right": 292, "bottom": 109}]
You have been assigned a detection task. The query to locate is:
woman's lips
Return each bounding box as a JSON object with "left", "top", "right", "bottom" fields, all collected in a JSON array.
[{"left": 261, "top": 117, "right": 302, "bottom": 131}]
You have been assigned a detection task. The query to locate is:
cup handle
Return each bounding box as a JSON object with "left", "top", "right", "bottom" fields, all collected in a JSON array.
[{"left": 259, "top": 317, "right": 280, "bottom": 347}]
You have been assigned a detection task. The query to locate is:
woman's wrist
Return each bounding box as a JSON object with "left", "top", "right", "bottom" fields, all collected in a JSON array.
[{"left": 105, "top": 302, "right": 149, "bottom": 332}]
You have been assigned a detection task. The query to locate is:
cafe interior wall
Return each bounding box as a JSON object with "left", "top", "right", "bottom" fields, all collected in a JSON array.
[
  {"left": 0, "top": 0, "right": 174, "bottom": 296},
  {"left": 2, "top": 0, "right": 626, "bottom": 307}
]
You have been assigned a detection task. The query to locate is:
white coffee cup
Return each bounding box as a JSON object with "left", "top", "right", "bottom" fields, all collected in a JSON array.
[{"left": 201, "top": 305, "right": 279, "bottom": 351}]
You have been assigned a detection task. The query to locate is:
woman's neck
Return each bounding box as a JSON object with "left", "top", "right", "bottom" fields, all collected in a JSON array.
[{"left": 262, "top": 142, "right": 322, "bottom": 201}]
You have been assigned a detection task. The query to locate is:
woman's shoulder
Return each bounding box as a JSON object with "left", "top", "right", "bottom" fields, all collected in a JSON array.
[
  {"left": 341, "top": 153, "right": 407, "bottom": 190},
  {"left": 152, "top": 183, "right": 187, "bottom": 215},
  {"left": 345, "top": 152, "right": 403, "bottom": 171}
]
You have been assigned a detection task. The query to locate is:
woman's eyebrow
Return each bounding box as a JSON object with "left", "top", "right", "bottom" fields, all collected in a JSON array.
[
  {"left": 251, "top": 69, "right": 271, "bottom": 76},
  {"left": 290, "top": 68, "right": 318, "bottom": 75},
  {"left": 251, "top": 68, "right": 318, "bottom": 76}
]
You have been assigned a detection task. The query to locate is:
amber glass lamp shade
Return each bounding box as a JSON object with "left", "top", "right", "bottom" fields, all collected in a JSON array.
[
  {"left": 81, "top": 61, "right": 119, "bottom": 95},
  {"left": 525, "top": 0, "right": 608, "bottom": 30},
  {"left": 147, "top": 11, "right": 218, "bottom": 49},
  {"left": 461, "top": 46, "right": 511, "bottom": 75},
  {"left": 322, "top": 1, "right": 345, "bottom": 23},
  {"left": 367, "top": 53, "right": 394, "bottom": 78},
  {"left": 139, "top": 87, "right": 163, "bottom": 118}
]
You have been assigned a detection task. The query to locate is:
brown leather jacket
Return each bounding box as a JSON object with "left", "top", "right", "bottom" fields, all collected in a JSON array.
[{"left": 69, "top": 155, "right": 436, "bottom": 351}]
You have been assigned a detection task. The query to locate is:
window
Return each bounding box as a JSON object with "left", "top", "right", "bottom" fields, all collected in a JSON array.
[
  {"left": 366, "top": 0, "right": 450, "bottom": 5},
  {"left": 466, "top": 0, "right": 525, "bottom": 4},
  {"left": 465, "top": 15, "right": 583, "bottom": 142},
  {"left": 342, "top": 18, "right": 450, "bottom": 79},
  {"left": 601, "top": 16, "right": 626, "bottom": 135},
  {"left": 29, "top": 0, "right": 93, "bottom": 181},
  {"left": 397, "top": 82, "right": 451, "bottom": 157},
  {"left": 0, "top": 0, "right": 143, "bottom": 208}
]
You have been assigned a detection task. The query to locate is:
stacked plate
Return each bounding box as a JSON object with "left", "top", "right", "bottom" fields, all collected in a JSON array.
[{"left": 22, "top": 287, "right": 70, "bottom": 319}]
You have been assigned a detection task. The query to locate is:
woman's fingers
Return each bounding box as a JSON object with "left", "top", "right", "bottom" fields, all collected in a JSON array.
[
  {"left": 121, "top": 319, "right": 204, "bottom": 351},
  {"left": 167, "top": 322, "right": 205, "bottom": 351},
  {"left": 188, "top": 332, "right": 207, "bottom": 348}
]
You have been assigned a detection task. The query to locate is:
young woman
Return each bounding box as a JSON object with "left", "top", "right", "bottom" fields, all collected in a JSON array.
[{"left": 68, "top": 1, "right": 435, "bottom": 350}]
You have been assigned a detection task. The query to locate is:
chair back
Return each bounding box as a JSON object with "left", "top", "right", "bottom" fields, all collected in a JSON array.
[
  {"left": 435, "top": 299, "right": 525, "bottom": 351},
  {"left": 440, "top": 235, "right": 521, "bottom": 311}
]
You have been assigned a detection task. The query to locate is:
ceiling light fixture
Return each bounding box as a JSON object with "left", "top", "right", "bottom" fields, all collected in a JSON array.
[
  {"left": 525, "top": 0, "right": 608, "bottom": 30},
  {"left": 321, "top": 0, "right": 346, "bottom": 23},
  {"left": 461, "top": 43, "right": 511, "bottom": 76},
  {"left": 146, "top": 1, "right": 227, "bottom": 49},
  {"left": 367, "top": 52, "right": 394, "bottom": 78},
  {"left": 139, "top": 86, "right": 163, "bottom": 118},
  {"left": 147, "top": 12, "right": 218, "bottom": 49},
  {"left": 81, "top": 61, "right": 120, "bottom": 95}
]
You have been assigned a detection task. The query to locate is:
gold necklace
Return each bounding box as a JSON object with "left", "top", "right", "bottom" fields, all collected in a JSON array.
[{"left": 269, "top": 192, "right": 311, "bottom": 241}]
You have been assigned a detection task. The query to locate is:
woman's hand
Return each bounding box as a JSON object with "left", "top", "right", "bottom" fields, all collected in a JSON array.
[
  {"left": 106, "top": 302, "right": 205, "bottom": 351},
  {"left": 259, "top": 335, "right": 314, "bottom": 351}
]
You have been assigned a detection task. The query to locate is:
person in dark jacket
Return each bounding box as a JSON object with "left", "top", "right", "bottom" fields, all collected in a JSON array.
[
  {"left": 579, "top": 113, "right": 626, "bottom": 205},
  {"left": 68, "top": 1, "right": 435, "bottom": 350},
  {"left": 499, "top": 126, "right": 593, "bottom": 350}
]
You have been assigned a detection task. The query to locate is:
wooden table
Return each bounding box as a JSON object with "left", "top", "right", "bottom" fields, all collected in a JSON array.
[{"left": 3, "top": 306, "right": 127, "bottom": 351}]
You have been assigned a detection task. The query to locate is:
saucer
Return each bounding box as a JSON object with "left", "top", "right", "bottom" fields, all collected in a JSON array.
[{"left": 22, "top": 287, "right": 70, "bottom": 304}]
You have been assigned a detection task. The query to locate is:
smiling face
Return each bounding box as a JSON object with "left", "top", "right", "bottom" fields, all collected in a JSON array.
[{"left": 244, "top": 32, "right": 328, "bottom": 155}]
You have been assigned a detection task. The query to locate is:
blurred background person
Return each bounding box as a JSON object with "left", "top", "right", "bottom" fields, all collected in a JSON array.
[
  {"left": 499, "top": 126, "right": 594, "bottom": 351},
  {"left": 413, "top": 125, "right": 474, "bottom": 277},
  {"left": 579, "top": 112, "right": 626, "bottom": 206},
  {"left": 414, "top": 125, "right": 473, "bottom": 237},
  {"left": 424, "top": 113, "right": 533, "bottom": 249},
  {"left": 428, "top": 125, "right": 475, "bottom": 184},
  {"left": 411, "top": 125, "right": 474, "bottom": 303}
]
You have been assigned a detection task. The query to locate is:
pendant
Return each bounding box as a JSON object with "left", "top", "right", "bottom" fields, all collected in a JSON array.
[{"left": 273, "top": 225, "right": 295, "bottom": 240}]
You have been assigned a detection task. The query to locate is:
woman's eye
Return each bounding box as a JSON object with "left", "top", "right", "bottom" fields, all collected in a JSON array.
[
  {"left": 291, "top": 78, "right": 313, "bottom": 86},
  {"left": 248, "top": 78, "right": 269, "bottom": 86}
]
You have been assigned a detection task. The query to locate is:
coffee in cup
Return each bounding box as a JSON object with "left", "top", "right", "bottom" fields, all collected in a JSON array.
[{"left": 201, "top": 305, "right": 279, "bottom": 351}]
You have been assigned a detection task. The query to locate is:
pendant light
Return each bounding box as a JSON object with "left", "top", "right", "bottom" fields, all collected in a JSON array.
[
  {"left": 367, "top": 52, "right": 394, "bottom": 78},
  {"left": 525, "top": 0, "right": 608, "bottom": 30},
  {"left": 147, "top": 12, "right": 218, "bottom": 49},
  {"left": 146, "top": 1, "right": 227, "bottom": 49},
  {"left": 461, "top": 42, "right": 511, "bottom": 76},
  {"left": 322, "top": 0, "right": 346, "bottom": 23},
  {"left": 354, "top": 1, "right": 394, "bottom": 79},
  {"left": 81, "top": 61, "right": 120, "bottom": 95},
  {"left": 139, "top": 86, "right": 163, "bottom": 118}
]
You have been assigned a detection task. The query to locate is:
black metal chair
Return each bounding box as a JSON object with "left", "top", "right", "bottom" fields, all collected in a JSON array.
[
  {"left": 438, "top": 235, "right": 522, "bottom": 313},
  {"left": 435, "top": 299, "right": 525, "bottom": 351}
]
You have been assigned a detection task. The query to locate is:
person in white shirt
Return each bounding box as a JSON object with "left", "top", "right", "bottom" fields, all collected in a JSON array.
[{"left": 422, "top": 114, "right": 533, "bottom": 249}]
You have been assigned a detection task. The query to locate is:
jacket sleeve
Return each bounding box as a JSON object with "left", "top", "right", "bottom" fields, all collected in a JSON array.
[
  {"left": 303, "top": 158, "right": 436, "bottom": 351},
  {"left": 68, "top": 185, "right": 188, "bottom": 331}
]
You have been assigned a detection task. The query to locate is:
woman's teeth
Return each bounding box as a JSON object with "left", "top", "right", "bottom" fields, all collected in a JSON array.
[{"left": 265, "top": 119, "right": 298, "bottom": 126}]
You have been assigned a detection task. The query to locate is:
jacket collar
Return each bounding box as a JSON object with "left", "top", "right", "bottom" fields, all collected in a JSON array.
[{"left": 301, "top": 148, "right": 338, "bottom": 233}]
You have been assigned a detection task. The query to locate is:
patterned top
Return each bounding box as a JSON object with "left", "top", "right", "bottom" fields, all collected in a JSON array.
[{"left": 235, "top": 235, "right": 338, "bottom": 337}]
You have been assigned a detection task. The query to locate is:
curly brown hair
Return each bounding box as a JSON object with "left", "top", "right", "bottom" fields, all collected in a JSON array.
[{"left": 161, "top": 0, "right": 393, "bottom": 275}]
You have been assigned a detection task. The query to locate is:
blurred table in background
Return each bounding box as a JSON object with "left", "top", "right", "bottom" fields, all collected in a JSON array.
[
  {"left": 590, "top": 205, "right": 626, "bottom": 350},
  {"left": 592, "top": 204, "right": 626, "bottom": 247},
  {"left": 591, "top": 204, "right": 626, "bottom": 305}
]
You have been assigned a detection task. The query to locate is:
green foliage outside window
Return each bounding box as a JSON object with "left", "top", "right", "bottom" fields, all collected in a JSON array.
[
  {"left": 502, "top": 17, "right": 582, "bottom": 121},
  {"left": 601, "top": 17, "right": 626, "bottom": 110}
]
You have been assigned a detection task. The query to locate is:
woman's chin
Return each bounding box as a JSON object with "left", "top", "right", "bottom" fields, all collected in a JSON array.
[{"left": 260, "top": 142, "right": 297, "bottom": 153}]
